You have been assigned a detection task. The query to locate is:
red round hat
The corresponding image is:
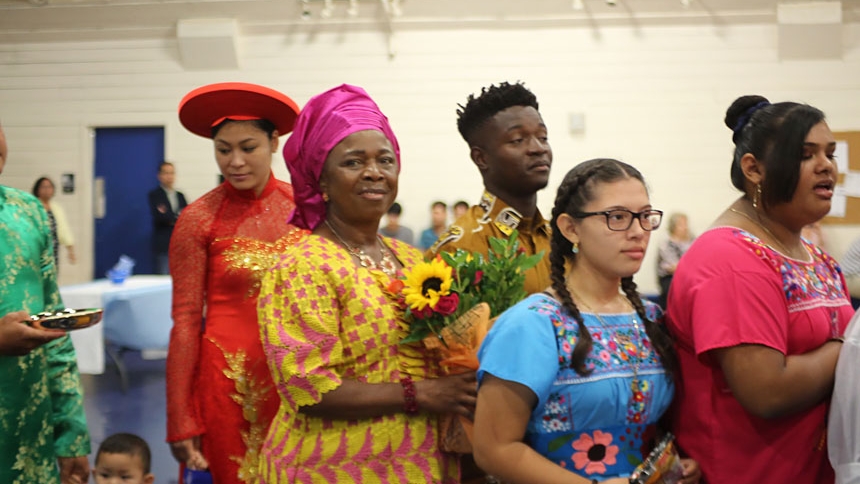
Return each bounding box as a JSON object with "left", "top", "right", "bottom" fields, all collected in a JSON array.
[{"left": 178, "top": 82, "right": 300, "bottom": 139}]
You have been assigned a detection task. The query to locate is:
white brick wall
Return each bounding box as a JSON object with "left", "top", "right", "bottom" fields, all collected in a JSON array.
[{"left": 2, "top": 22, "right": 859, "bottom": 292}]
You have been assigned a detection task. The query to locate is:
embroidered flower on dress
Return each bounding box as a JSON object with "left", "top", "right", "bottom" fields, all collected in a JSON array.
[
  {"left": 541, "top": 393, "right": 572, "bottom": 433},
  {"left": 571, "top": 430, "right": 619, "bottom": 474},
  {"left": 543, "top": 418, "right": 570, "bottom": 432}
]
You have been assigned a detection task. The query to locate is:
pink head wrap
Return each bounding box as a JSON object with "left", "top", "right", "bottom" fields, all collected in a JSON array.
[{"left": 283, "top": 84, "right": 400, "bottom": 230}]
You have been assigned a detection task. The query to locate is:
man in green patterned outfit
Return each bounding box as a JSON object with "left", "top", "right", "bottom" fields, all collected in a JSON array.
[{"left": 0, "top": 123, "right": 91, "bottom": 483}]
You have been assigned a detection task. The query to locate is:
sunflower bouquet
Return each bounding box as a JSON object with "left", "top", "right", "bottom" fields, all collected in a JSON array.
[
  {"left": 392, "top": 230, "right": 543, "bottom": 347},
  {"left": 388, "top": 231, "right": 544, "bottom": 452}
]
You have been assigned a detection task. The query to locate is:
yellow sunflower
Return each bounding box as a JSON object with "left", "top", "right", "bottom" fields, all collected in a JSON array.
[{"left": 402, "top": 258, "right": 454, "bottom": 311}]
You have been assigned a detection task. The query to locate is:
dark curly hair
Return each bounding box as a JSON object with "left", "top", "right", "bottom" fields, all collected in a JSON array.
[
  {"left": 549, "top": 158, "right": 677, "bottom": 376},
  {"left": 726, "top": 95, "right": 826, "bottom": 209},
  {"left": 456, "top": 81, "right": 539, "bottom": 146}
]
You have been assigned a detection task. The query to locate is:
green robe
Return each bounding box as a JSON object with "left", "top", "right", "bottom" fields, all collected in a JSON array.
[{"left": 0, "top": 186, "right": 91, "bottom": 483}]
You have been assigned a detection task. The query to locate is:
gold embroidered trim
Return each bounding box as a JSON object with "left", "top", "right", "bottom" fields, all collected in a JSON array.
[{"left": 208, "top": 337, "right": 272, "bottom": 484}]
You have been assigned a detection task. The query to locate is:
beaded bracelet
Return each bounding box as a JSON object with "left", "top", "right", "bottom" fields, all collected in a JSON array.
[{"left": 400, "top": 376, "right": 419, "bottom": 415}]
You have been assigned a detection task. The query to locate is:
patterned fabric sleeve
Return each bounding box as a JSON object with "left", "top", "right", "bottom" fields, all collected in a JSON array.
[
  {"left": 34, "top": 202, "right": 63, "bottom": 314},
  {"left": 33, "top": 201, "right": 91, "bottom": 457},
  {"left": 166, "top": 200, "right": 213, "bottom": 441},
  {"left": 258, "top": 248, "right": 345, "bottom": 410},
  {"left": 47, "top": 337, "right": 91, "bottom": 457}
]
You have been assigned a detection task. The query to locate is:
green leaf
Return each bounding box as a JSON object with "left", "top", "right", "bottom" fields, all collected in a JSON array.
[
  {"left": 439, "top": 251, "right": 457, "bottom": 267},
  {"left": 626, "top": 452, "right": 643, "bottom": 466},
  {"left": 518, "top": 252, "right": 545, "bottom": 271},
  {"left": 400, "top": 332, "right": 427, "bottom": 344},
  {"left": 488, "top": 236, "right": 507, "bottom": 255},
  {"left": 547, "top": 434, "right": 574, "bottom": 453}
]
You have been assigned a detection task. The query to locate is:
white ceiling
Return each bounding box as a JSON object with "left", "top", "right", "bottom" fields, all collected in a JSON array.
[{"left": 0, "top": 0, "right": 856, "bottom": 43}]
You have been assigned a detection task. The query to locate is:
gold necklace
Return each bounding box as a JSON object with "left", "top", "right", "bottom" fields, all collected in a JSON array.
[
  {"left": 325, "top": 220, "right": 398, "bottom": 277},
  {"left": 728, "top": 207, "right": 806, "bottom": 259},
  {"left": 567, "top": 287, "right": 642, "bottom": 394}
]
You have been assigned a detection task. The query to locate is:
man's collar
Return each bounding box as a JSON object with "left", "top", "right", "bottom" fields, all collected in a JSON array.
[{"left": 478, "top": 190, "right": 550, "bottom": 236}]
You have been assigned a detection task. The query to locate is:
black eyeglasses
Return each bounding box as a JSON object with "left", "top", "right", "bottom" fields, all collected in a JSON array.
[{"left": 574, "top": 209, "right": 664, "bottom": 232}]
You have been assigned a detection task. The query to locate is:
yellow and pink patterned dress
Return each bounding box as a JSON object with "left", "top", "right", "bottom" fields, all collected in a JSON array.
[{"left": 257, "top": 234, "right": 459, "bottom": 483}]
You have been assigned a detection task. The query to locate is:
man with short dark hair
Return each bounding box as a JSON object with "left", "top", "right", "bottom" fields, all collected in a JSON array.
[
  {"left": 452, "top": 199, "right": 469, "bottom": 221},
  {"left": 419, "top": 201, "right": 448, "bottom": 250},
  {"left": 148, "top": 161, "right": 187, "bottom": 274},
  {"left": 379, "top": 201, "right": 414, "bottom": 245},
  {"left": 428, "top": 81, "right": 552, "bottom": 294}
]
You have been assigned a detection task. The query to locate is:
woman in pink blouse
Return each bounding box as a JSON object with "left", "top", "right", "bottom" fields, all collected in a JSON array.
[{"left": 666, "top": 95, "right": 852, "bottom": 484}]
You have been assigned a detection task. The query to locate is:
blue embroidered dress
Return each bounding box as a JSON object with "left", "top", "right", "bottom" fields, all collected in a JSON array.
[{"left": 477, "top": 293, "right": 673, "bottom": 479}]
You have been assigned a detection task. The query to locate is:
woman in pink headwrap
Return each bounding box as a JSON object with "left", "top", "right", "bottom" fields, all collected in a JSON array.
[{"left": 257, "top": 84, "right": 476, "bottom": 483}]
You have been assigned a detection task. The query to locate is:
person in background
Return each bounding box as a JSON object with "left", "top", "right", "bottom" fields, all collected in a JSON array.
[
  {"left": 258, "top": 83, "right": 475, "bottom": 483},
  {"left": 829, "top": 309, "right": 860, "bottom": 483},
  {"left": 453, "top": 199, "right": 469, "bottom": 221},
  {"left": 655, "top": 212, "right": 694, "bottom": 310},
  {"left": 166, "top": 83, "right": 304, "bottom": 484},
  {"left": 472, "top": 159, "right": 700, "bottom": 484},
  {"left": 92, "top": 433, "right": 154, "bottom": 484},
  {"left": 428, "top": 81, "right": 552, "bottom": 296},
  {"left": 840, "top": 236, "right": 860, "bottom": 309},
  {"left": 801, "top": 221, "right": 827, "bottom": 249},
  {"left": 148, "top": 161, "right": 188, "bottom": 275},
  {"left": 0, "top": 122, "right": 91, "bottom": 484},
  {"left": 666, "top": 95, "right": 852, "bottom": 484},
  {"left": 33, "top": 176, "right": 76, "bottom": 274},
  {"left": 379, "top": 201, "right": 415, "bottom": 244},
  {"left": 419, "top": 200, "right": 448, "bottom": 250}
]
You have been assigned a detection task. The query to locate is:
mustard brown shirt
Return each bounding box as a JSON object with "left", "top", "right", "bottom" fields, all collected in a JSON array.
[{"left": 427, "top": 191, "right": 551, "bottom": 295}]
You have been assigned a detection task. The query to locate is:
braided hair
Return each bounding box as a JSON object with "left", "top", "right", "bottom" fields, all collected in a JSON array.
[
  {"left": 456, "top": 81, "right": 538, "bottom": 146},
  {"left": 550, "top": 158, "right": 677, "bottom": 376},
  {"left": 726, "top": 95, "right": 825, "bottom": 210}
]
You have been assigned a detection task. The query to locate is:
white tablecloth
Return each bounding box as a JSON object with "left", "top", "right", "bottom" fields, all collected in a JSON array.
[{"left": 61, "top": 275, "right": 173, "bottom": 374}]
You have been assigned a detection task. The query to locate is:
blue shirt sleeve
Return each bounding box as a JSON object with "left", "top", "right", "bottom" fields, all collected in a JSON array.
[{"left": 477, "top": 295, "right": 560, "bottom": 411}]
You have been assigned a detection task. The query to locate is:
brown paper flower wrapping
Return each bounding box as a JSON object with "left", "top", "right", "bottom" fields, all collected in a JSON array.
[{"left": 422, "top": 302, "right": 492, "bottom": 454}]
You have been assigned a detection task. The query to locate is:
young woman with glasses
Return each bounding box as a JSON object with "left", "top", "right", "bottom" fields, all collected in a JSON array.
[{"left": 471, "top": 158, "right": 700, "bottom": 484}]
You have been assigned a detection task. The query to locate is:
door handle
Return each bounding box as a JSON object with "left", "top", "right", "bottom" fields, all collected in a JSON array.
[{"left": 94, "top": 176, "right": 105, "bottom": 219}]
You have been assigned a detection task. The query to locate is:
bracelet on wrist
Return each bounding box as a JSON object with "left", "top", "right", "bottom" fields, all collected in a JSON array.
[{"left": 400, "top": 376, "right": 419, "bottom": 415}]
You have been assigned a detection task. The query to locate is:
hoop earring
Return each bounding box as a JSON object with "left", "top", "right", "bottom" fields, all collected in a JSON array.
[
  {"left": 572, "top": 242, "right": 579, "bottom": 254},
  {"left": 753, "top": 184, "right": 761, "bottom": 209}
]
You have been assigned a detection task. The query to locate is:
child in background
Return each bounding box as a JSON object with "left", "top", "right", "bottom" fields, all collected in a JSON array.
[{"left": 93, "top": 433, "right": 155, "bottom": 484}]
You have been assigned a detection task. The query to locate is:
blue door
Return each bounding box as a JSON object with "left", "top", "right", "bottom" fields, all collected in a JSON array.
[{"left": 94, "top": 127, "right": 164, "bottom": 277}]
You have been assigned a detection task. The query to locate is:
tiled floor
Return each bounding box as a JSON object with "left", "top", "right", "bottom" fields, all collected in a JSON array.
[{"left": 81, "top": 351, "right": 179, "bottom": 483}]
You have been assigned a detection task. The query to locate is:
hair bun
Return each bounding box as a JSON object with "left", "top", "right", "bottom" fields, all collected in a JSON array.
[{"left": 725, "top": 95, "right": 770, "bottom": 131}]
